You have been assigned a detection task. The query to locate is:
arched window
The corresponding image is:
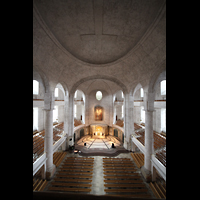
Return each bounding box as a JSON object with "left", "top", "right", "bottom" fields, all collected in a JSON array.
[
  {"left": 55, "top": 88, "right": 58, "bottom": 97},
  {"left": 33, "top": 80, "right": 39, "bottom": 95},
  {"left": 96, "top": 91, "right": 102, "bottom": 101},
  {"left": 140, "top": 88, "right": 144, "bottom": 97},
  {"left": 161, "top": 80, "right": 166, "bottom": 95}
]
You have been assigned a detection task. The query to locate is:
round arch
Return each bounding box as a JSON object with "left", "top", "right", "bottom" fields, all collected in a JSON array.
[{"left": 69, "top": 75, "right": 128, "bottom": 96}]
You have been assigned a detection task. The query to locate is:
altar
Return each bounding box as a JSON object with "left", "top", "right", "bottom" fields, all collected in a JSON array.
[
  {"left": 90, "top": 124, "right": 108, "bottom": 139},
  {"left": 93, "top": 132, "right": 105, "bottom": 139}
]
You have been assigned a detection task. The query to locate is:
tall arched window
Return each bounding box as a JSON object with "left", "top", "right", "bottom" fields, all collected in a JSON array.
[
  {"left": 161, "top": 80, "right": 166, "bottom": 95},
  {"left": 33, "top": 80, "right": 39, "bottom": 95}
]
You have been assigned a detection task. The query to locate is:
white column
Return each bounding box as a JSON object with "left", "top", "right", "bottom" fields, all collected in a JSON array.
[
  {"left": 68, "top": 93, "right": 74, "bottom": 145},
  {"left": 141, "top": 91, "right": 155, "bottom": 181},
  {"left": 124, "top": 93, "right": 134, "bottom": 150},
  {"left": 144, "top": 110, "right": 154, "bottom": 171},
  {"left": 44, "top": 91, "right": 56, "bottom": 179},
  {"left": 64, "top": 94, "right": 69, "bottom": 135},
  {"left": 85, "top": 94, "right": 89, "bottom": 126}
]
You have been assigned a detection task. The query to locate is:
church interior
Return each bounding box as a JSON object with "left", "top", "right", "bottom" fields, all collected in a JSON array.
[{"left": 33, "top": 0, "right": 166, "bottom": 199}]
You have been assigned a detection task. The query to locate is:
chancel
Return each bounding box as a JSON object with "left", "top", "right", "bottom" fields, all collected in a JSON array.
[{"left": 33, "top": 0, "right": 166, "bottom": 199}]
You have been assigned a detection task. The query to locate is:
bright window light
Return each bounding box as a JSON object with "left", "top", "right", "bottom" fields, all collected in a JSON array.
[
  {"left": 33, "top": 80, "right": 39, "bottom": 95},
  {"left": 74, "top": 105, "right": 77, "bottom": 118},
  {"left": 161, "top": 80, "right": 166, "bottom": 95},
  {"left": 33, "top": 107, "right": 38, "bottom": 130},
  {"left": 74, "top": 90, "right": 77, "bottom": 98},
  {"left": 53, "top": 106, "right": 58, "bottom": 122},
  {"left": 140, "top": 88, "right": 144, "bottom": 97},
  {"left": 161, "top": 108, "right": 166, "bottom": 132},
  {"left": 96, "top": 91, "right": 102, "bottom": 101},
  {"left": 141, "top": 106, "right": 145, "bottom": 123},
  {"left": 55, "top": 88, "right": 58, "bottom": 97}
]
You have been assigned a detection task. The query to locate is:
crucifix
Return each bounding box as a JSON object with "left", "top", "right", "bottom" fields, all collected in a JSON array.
[{"left": 80, "top": 0, "right": 117, "bottom": 54}]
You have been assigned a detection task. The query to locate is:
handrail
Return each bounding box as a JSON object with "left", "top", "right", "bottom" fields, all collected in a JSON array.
[
  {"left": 33, "top": 153, "right": 47, "bottom": 176},
  {"left": 151, "top": 154, "right": 166, "bottom": 181}
]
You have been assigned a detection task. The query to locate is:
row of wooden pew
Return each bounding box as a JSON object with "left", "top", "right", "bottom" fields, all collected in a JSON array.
[
  {"left": 149, "top": 181, "right": 166, "bottom": 199},
  {"left": 103, "top": 157, "right": 152, "bottom": 198},
  {"left": 33, "top": 178, "right": 48, "bottom": 191},
  {"left": 134, "top": 123, "right": 142, "bottom": 131},
  {"left": 47, "top": 157, "right": 94, "bottom": 193},
  {"left": 74, "top": 119, "right": 82, "bottom": 127},
  {"left": 54, "top": 122, "right": 64, "bottom": 130},
  {"left": 155, "top": 148, "right": 166, "bottom": 167},
  {"left": 130, "top": 152, "right": 144, "bottom": 168},
  {"left": 115, "top": 119, "right": 124, "bottom": 127},
  {"left": 33, "top": 122, "right": 64, "bottom": 163},
  {"left": 134, "top": 129, "right": 166, "bottom": 150},
  {"left": 53, "top": 152, "right": 67, "bottom": 167}
]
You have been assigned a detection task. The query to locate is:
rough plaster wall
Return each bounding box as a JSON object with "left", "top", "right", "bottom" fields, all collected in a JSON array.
[
  {"left": 58, "top": 105, "right": 64, "bottom": 123},
  {"left": 116, "top": 105, "right": 123, "bottom": 119},
  {"left": 134, "top": 106, "right": 141, "bottom": 124},
  {"left": 76, "top": 104, "right": 83, "bottom": 120}
]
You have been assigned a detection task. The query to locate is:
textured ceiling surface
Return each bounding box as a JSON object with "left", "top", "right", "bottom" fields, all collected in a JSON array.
[{"left": 33, "top": 0, "right": 166, "bottom": 94}]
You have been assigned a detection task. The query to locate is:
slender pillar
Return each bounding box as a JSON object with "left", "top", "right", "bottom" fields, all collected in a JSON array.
[
  {"left": 44, "top": 92, "right": 56, "bottom": 179},
  {"left": 141, "top": 91, "right": 155, "bottom": 182},
  {"left": 68, "top": 94, "right": 74, "bottom": 145},
  {"left": 124, "top": 93, "right": 134, "bottom": 150},
  {"left": 144, "top": 110, "right": 154, "bottom": 171}
]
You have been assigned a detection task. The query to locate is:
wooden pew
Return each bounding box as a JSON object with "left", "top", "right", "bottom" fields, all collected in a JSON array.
[
  {"left": 53, "top": 178, "right": 92, "bottom": 183},
  {"left": 48, "top": 187, "right": 91, "bottom": 193},
  {"left": 104, "top": 183, "right": 146, "bottom": 188},
  {"left": 51, "top": 182, "right": 92, "bottom": 188}
]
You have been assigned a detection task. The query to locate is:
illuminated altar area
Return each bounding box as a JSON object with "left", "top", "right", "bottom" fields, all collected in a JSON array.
[{"left": 90, "top": 124, "right": 108, "bottom": 139}]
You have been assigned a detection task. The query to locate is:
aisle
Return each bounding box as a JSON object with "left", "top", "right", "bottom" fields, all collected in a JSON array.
[{"left": 89, "top": 139, "right": 109, "bottom": 149}]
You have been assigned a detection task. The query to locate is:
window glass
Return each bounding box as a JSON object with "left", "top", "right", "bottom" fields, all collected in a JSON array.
[
  {"left": 161, "top": 80, "right": 166, "bottom": 95},
  {"left": 33, "top": 80, "right": 39, "bottom": 95},
  {"left": 140, "top": 88, "right": 144, "bottom": 97},
  {"left": 96, "top": 91, "right": 102, "bottom": 101},
  {"left": 55, "top": 88, "right": 58, "bottom": 97}
]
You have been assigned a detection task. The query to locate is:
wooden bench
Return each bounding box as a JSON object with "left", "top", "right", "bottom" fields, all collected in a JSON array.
[
  {"left": 130, "top": 152, "right": 144, "bottom": 168},
  {"left": 56, "top": 174, "right": 92, "bottom": 179},
  {"left": 51, "top": 182, "right": 92, "bottom": 188},
  {"left": 59, "top": 167, "right": 93, "bottom": 172},
  {"left": 103, "top": 169, "right": 137, "bottom": 172},
  {"left": 58, "top": 171, "right": 93, "bottom": 175},
  {"left": 63, "top": 160, "right": 94, "bottom": 164},
  {"left": 104, "top": 175, "right": 141, "bottom": 179},
  {"left": 103, "top": 161, "right": 133, "bottom": 164},
  {"left": 103, "top": 158, "right": 130, "bottom": 161},
  {"left": 103, "top": 172, "right": 137, "bottom": 175},
  {"left": 149, "top": 182, "right": 166, "bottom": 199},
  {"left": 104, "top": 179, "right": 143, "bottom": 183},
  {"left": 53, "top": 152, "right": 67, "bottom": 167},
  {"left": 104, "top": 188, "right": 148, "bottom": 193},
  {"left": 48, "top": 187, "right": 91, "bottom": 192},
  {"left": 53, "top": 178, "right": 92, "bottom": 183},
  {"left": 105, "top": 194, "right": 152, "bottom": 198},
  {"left": 66, "top": 157, "right": 94, "bottom": 160},
  {"left": 104, "top": 183, "right": 146, "bottom": 188},
  {"left": 103, "top": 163, "right": 134, "bottom": 167},
  {"left": 103, "top": 166, "right": 136, "bottom": 170},
  {"left": 62, "top": 164, "right": 93, "bottom": 168},
  {"left": 62, "top": 163, "right": 94, "bottom": 166}
]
